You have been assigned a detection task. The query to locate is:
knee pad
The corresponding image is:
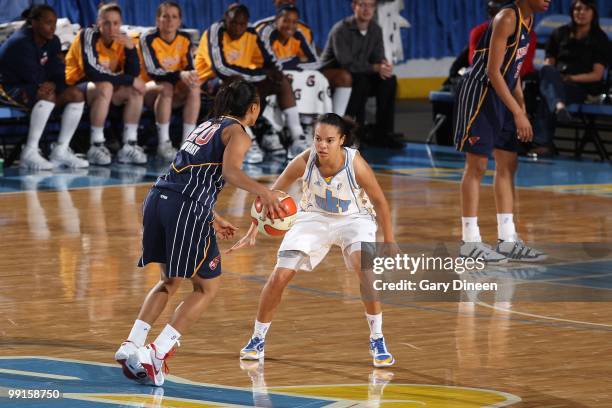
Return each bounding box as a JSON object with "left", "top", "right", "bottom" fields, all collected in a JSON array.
[{"left": 276, "top": 250, "right": 310, "bottom": 271}]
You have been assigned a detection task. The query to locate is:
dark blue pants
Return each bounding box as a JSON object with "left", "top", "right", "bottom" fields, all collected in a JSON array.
[{"left": 534, "top": 65, "right": 589, "bottom": 147}]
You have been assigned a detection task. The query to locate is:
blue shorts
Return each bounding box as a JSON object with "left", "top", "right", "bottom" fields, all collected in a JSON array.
[
  {"left": 138, "top": 187, "right": 221, "bottom": 279},
  {"left": 454, "top": 82, "right": 520, "bottom": 155}
]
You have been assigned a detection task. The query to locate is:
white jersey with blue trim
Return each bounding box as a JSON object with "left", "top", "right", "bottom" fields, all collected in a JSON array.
[{"left": 300, "top": 147, "right": 375, "bottom": 216}]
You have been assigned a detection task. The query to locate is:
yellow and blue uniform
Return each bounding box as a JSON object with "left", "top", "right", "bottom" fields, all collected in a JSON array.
[
  {"left": 195, "top": 20, "right": 281, "bottom": 83},
  {"left": 139, "top": 28, "right": 193, "bottom": 84},
  {"left": 259, "top": 24, "right": 319, "bottom": 71},
  {"left": 139, "top": 116, "right": 241, "bottom": 279},
  {"left": 454, "top": 3, "right": 532, "bottom": 154},
  {"left": 65, "top": 27, "right": 140, "bottom": 86}
]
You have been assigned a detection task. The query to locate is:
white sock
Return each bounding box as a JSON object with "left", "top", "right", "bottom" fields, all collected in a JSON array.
[
  {"left": 462, "top": 217, "right": 481, "bottom": 242},
  {"left": 26, "top": 100, "right": 55, "bottom": 150},
  {"left": 122, "top": 123, "right": 139, "bottom": 144},
  {"left": 283, "top": 106, "right": 303, "bottom": 140},
  {"left": 56, "top": 102, "right": 84, "bottom": 148},
  {"left": 153, "top": 324, "right": 181, "bottom": 356},
  {"left": 156, "top": 122, "right": 170, "bottom": 144},
  {"left": 253, "top": 320, "right": 271, "bottom": 340},
  {"left": 91, "top": 126, "right": 105, "bottom": 144},
  {"left": 497, "top": 213, "right": 517, "bottom": 242},
  {"left": 127, "top": 319, "right": 151, "bottom": 347},
  {"left": 366, "top": 312, "right": 383, "bottom": 339},
  {"left": 183, "top": 122, "right": 196, "bottom": 141},
  {"left": 332, "top": 87, "right": 351, "bottom": 116}
]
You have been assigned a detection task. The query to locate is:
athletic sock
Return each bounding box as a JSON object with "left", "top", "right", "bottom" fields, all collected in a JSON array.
[
  {"left": 497, "top": 213, "right": 517, "bottom": 242},
  {"left": 332, "top": 87, "right": 351, "bottom": 116},
  {"left": 56, "top": 102, "right": 84, "bottom": 148},
  {"left": 283, "top": 106, "right": 303, "bottom": 140},
  {"left": 122, "top": 123, "right": 138, "bottom": 144},
  {"left": 153, "top": 324, "right": 181, "bottom": 356},
  {"left": 366, "top": 312, "right": 383, "bottom": 339},
  {"left": 26, "top": 100, "right": 55, "bottom": 150},
  {"left": 127, "top": 319, "right": 151, "bottom": 347},
  {"left": 90, "top": 126, "right": 105, "bottom": 144},
  {"left": 253, "top": 320, "right": 271, "bottom": 340},
  {"left": 156, "top": 122, "right": 170, "bottom": 144},
  {"left": 462, "top": 216, "right": 481, "bottom": 242}
]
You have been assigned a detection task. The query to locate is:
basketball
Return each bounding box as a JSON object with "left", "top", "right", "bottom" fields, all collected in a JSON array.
[{"left": 250, "top": 193, "right": 298, "bottom": 237}]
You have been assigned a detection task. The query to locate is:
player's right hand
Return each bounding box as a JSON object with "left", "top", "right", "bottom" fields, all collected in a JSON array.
[
  {"left": 514, "top": 111, "right": 533, "bottom": 142},
  {"left": 260, "top": 189, "right": 286, "bottom": 221}
]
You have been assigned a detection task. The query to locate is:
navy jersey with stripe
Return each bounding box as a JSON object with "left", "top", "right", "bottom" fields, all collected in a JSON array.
[
  {"left": 454, "top": 3, "right": 532, "bottom": 153},
  {"left": 155, "top": 116, "right": 240, "bottom": 207}
]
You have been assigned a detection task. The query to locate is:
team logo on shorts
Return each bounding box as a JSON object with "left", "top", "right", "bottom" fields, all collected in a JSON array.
[
  {"left": 209, "top": 255, "right": 221, "bottom": 271},
  {"left": 468, "top": 136, "right": 481, "bottom": 146}
]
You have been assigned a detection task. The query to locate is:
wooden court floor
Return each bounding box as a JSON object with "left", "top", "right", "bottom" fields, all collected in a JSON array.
[{"left": 0, "top": 170, "right": 611, "bottom": 407}]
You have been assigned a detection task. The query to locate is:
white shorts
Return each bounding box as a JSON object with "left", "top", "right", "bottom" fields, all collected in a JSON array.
[{"left": 277, "top": 211, "right": 377, "bottom": 271}]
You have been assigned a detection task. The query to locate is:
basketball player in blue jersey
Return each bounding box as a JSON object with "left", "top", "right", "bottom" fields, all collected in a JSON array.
[
  {"left": 454, "top": 0, "right": 550, "bottom": 262},
  {"left": 229, "top": 114, "right": 397, "bottom": 368},
  {"left": 114, "top": 78, "right": 287, "bottom": 386}
]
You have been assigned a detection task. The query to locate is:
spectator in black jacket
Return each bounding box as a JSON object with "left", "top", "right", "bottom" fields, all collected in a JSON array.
[
  {"left": 320, "top": 0, "right": 403, "bottom": 148},
  {"left": 534, "top": 0, "right": 611, "bottom": 155},
  {"left": 0, "top": 5, "right": 88, "bottom": 170}
]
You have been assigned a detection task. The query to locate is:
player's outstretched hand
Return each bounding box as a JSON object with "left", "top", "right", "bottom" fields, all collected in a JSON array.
[
  {"left": 213, "top": 215, "right": 239, "bottom": 240},
  {"left": 225, "top": 222, "right": 258, "bottom": 254},
  {"left": 260, "top": 189, "right": 286, "bottom": 221}
]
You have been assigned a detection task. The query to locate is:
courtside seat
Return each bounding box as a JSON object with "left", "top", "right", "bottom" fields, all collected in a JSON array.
[
  {"left": 0, "top": 105, "right": 28, "bottom": 167},
  {"left": 533, "top": 16, "right": 612, "bottom": 161}
]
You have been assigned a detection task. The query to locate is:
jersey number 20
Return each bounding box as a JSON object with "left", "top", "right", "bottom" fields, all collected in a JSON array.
[{"left": 188, "top": 121, "right": 221, "bottom": 146}]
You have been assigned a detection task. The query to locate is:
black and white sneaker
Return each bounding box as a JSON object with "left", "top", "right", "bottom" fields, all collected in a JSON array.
[
  {"left": 496, "top": 239, "right": 547, "bottom": 262},
  {"left": 460, "top": 241, "right": 508, "bottom": 263}
]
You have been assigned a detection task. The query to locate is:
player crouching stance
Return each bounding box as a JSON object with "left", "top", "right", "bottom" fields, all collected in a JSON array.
[
  {"left": 230, "top": 113, "right": 396, "bottom": 367},
  {"left": 114, "top": 78, "right": 285, "bottom": 386}
]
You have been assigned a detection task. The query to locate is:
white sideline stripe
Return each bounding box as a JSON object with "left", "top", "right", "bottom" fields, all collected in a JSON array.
[{"left": 0, "top": 368, "right": 80, "bottom": 380}]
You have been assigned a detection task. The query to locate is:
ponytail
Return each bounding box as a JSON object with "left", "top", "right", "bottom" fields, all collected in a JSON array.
[
  {"left": 315, "top": 113, "right": 359, "bottom": 147},
  {"left": 211, "top": 76, "right": 260, "bottom": 118}
]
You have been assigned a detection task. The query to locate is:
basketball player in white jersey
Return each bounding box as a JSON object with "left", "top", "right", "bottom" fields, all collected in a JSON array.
[{"left": 229, "top": 113, "right": 396, "bottom": 367}]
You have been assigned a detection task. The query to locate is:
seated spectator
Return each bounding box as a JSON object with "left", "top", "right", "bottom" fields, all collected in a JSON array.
[
  {"left": 195, "top": 3, "right": 307, "bottom": 162},
  {"left": 259, "top": 5, "right": 352, "bottom": 116},
  {"left": 254, "top": 0, "right": 314, "bottom": 47},
  {"left": 140, "top": 1, "right": 200, "bottom": 161},
  {"left": 320, "top": 0, "right": 402, "bottom": 148},
  {"left": 534, "top": 0, "right": 610, "bottom": 155},
  {"left": 0, "top": 5, "right": 88, "bottom": 170},
  {"left": 65, "top": 2, "right": 147, "bottom": 165}
]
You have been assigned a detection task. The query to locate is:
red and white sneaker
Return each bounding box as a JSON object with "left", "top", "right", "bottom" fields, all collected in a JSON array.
[
  {"left": 129, "top": 343, "right": 176, "bottom": 386},
  {"left": 115, "top": 341, "right": 147, "bottom": 382}
]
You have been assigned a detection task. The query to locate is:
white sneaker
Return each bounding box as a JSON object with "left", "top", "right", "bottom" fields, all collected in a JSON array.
[
  {"left": 115, "top": 340, "right": 148, "bottom": 383},
  {"left": 129, "top": 343, "right": 175, "bottom": 387},
  {"left": 157, "top": 140, "right": 177, "bottom": 162},
  {"left": 87, "top": 143, "right": 112, "bottom": 166},
  {"left": 287, "top": 135, "right": 310, "bottom": 160},
  {"left": 50, "top": 146, "right": 89, "bottom": 168},
  {"left": 19, "top": 147, "right": 54, "bottom": 171},
  {"left": 117, "top": 142, "right": 147, "bottom": 165},
  {"left": 245, "top": 140, "right": 264, "bottom": 164},
  {"left": 261, "top": 133, "right": 285, "bottom": 155}
]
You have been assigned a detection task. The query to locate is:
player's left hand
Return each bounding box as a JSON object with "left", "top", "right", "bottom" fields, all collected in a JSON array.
[
  {"left": 213, "top": 216, "right": 239, "bottom": 240},
  {"left": 225, "top": 223, "right": 258, "bottom": 254}
]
